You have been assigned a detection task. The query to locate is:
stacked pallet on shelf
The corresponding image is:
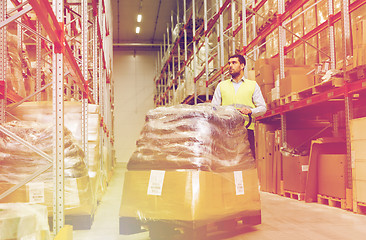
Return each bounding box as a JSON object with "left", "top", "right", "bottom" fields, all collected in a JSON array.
[
  {"left": 0, "top": 0, "right": 114, "bottom": 233},
  {"left": 0, "top": 120, "right": 94, "bottom": 229},
  {"left": 5, "top": 102, "right": 105, "bottom": 227}
]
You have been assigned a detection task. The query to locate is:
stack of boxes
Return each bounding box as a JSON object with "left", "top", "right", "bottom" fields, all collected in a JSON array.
[
  {"left": 255, "top": 58, "right": 314, "bottom": 106},
  {"left": 353, "top": 20, "right": 366, "bottom": 68},
  {"left": 350, "top": 117, "right": 366, "bottom": 212}
]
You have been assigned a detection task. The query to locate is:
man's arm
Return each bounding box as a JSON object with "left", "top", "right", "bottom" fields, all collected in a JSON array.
[
  {"left": 211, "top": 83, "right": 222, "bottom": 106},
  {"left": 251, "top": 83, "right": 267, "bottom": 117}
]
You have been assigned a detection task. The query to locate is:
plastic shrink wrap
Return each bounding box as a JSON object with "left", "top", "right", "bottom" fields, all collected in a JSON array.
[
  {"left": 120, "top": 104, "right": 261, "bottom": 229},
  {"left": 8, "top": 102, "right": 104, "bottom": 210},
  {"left": 0, "top": 203, "right": 50, "bottom": 240},
  {"left": 7, "top": 32, "right": 46, "bottom": 99},
  {"left": 0, "top": 121, "right": 94, "bottom": 216},
  {"left": 128, "top": 104, "right": 255, "bottom": 172}
]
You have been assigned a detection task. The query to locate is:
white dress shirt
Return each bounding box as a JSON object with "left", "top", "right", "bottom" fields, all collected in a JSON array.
[{"left": 211, "top": 78, "right": 267, "bottom": 117}]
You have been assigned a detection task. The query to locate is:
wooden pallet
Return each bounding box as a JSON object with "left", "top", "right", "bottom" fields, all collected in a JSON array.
[
  {"left": 280, "top": 92, "right": 300, "bottom": 105},
  {"left": 269, "top": 99, "right": 280, "bottom": 109},
  {"left": 355, "top": 202, "right": 366, "bottom": 215},
  {"left": 317, "top": 194, "right": 347, "bottom": 210},
  {"left": 119, "top": 212, "right": 261, "bottom": 239},
  {"left": 280, "top": 78, "right": 344, "bottom": 105},
  {"left": 284, "top": 190, "right": 305, "bottom": 201},
  {"left": 49, "top": 214, "right": 94, "bottom": 230}
]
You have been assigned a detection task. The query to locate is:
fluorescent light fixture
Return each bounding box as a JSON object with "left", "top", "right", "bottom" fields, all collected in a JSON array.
[
  {"left": 136, "top": 27, "right": 141, "bottom": 34},
  {"left": 137, "top": 14, "right": 142, "bottom": 22}
]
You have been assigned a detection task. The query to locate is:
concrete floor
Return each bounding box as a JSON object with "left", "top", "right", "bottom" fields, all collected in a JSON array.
[{"left": 74, "top": 164, "right": 366, "bottom": 240}]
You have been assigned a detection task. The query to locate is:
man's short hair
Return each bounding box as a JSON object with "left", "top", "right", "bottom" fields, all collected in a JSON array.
[{"left": 229, "top": 55, "right": 246, "bottom": 66}]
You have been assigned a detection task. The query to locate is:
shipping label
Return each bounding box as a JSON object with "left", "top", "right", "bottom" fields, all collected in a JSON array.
[
  {"left": 147, "top": 170, "right": 165, "bottom": 196},
  {"left": 234, "top": 171, "right": 245, "bottom": 195},
  {"left": 302, "top": 165, "right": 309, "bottom": 172},
  {"left": 27, "top": 182, "right": 45, "bottom": 204}
]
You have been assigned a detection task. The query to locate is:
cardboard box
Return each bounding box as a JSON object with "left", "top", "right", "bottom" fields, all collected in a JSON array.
[
  {"left": 274, "top": 130, "right": 282, "bottom": 194},
  {"left": 354, "top": 180, "right": 366, "bottom": 203},
  {"left": 256, "top": 65, "right": 274, "bottom": 85},
  {"left": 283, "top": 155, "right": 309, "bottom": 193},
  {"left": 271, "top": 87, "right": 280, "bottom": 101},
  {"left": 318, "top": 154, "right": 346, "bottom": 198},
  {"left": 280, "top": 67, "right": 314, "bottom": 96},
  {"left": 254, "top": 58, "right": 296, "bottom": 73},
  {"left": 0, "top": 176, "right": 94, "bottom": 216},
  {"left": 266, "top": 132, "right": 275, "bottom": 193},
  {"left": 350, "top": 117, "right": 366, "bottom": 204},
  {"left": 119, "top": 169, "right": 261, "bottom": 223},
  {"left": 255, "top": 123, "right": 277, "bottom": 192},
  {"left": 260, "top": 83, "right": 274, "bottom": 99}
]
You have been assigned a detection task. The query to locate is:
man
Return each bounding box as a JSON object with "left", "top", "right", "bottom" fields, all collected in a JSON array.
[{"left": 211, "top": 55, "right": 267, "bottom": 158}]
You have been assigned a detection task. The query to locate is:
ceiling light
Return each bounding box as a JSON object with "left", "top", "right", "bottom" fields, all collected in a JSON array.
[
  {"left": 136, "top": 27, "right": 141, "bottom": 34},
  {"left": 137, "top": 14, "right": 142, "bottom": 22}
]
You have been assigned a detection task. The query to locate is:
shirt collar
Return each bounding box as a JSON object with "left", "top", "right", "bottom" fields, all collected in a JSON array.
[{"left": 231, "top": 78, "right": 245, "bottom": 83}]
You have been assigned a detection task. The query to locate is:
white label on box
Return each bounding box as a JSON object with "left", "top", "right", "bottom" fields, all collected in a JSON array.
[
  {"left": 147, "top": 170, "right": 165, "bottom": 196},
  {"left": 234, "top": 171, "right": 245, "bottom": 195},
  {"left": 302, "top": 165, "right": 309, "bottom": 172},
  {"left": 352, "top": 151, "right": 356, "bottom": 168},
  {"left": 27, "top": 182, "right": 45, "bottom": 204},
  {"left": 66, "top": 178, "right": 80, "bottom": 206}
]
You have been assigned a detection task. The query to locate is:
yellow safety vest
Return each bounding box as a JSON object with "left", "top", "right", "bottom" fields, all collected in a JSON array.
[{"left": 220, "top": 79, "right": 256, "bottom": 130}]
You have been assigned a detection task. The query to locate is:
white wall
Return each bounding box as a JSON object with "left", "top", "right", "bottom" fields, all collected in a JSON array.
[{"left": 113, "top": 50, "right": 157, "bottom": 163}]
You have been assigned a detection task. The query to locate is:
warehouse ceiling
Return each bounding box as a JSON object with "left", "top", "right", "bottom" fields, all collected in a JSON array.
[{"left": 112, "top": 0, "right": 189, "bottom": 48}]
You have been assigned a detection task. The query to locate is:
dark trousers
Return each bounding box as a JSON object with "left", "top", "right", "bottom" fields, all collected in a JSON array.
[{"left": 247, "top": 129, "right": 255, "bottom": 159}]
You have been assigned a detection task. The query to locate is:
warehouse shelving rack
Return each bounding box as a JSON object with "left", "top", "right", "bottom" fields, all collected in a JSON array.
[
  {"left": 155, "top": 0, "right": 366, "bottom": 212},
  {"left": 0, "top": 0, "right": 114, "bottom": 234},
  {"left": 154, "top": 0, "right": 275, "bottom": 107}
]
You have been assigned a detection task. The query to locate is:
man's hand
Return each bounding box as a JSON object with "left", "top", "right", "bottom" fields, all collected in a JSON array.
[{"left": 238, "top": 107, "right": 252, "bottom": 115}]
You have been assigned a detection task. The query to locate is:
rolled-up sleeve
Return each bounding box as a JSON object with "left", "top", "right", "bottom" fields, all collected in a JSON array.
[
  {"left": 211, "top": 83, "right": 222, "bottom": 106},
  {"left": 251, "top": 83, "right": 267, "bottom": 117}
]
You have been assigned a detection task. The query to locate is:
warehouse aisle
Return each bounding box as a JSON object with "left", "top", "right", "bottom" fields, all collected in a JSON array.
[{"left": 74, "top": 164, "right": 366, "bottom": 240}]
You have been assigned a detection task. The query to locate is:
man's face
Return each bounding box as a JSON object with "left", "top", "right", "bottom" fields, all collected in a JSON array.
[{"left": 228, "top": 57, "right": 244, "bottom": 77}]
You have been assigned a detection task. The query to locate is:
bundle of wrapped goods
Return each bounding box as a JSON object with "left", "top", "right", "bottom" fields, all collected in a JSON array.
[
  {"left": 7, "top": 101, "right": 83, "bottom": 145},
  {"left": 120, "top": 104, "right": 260, "bottom": 233},
  {"left": 0, "top": 203, "right": 50, "bottom": 240},
  {"left": 0, "top": 121, "right": 94, "bottom": 217},
  {"left": 128, "top": 104, "right": 254, "bottom": 171},
  {"left": 9, "top": 101, "right": 103, "bottom": 208}
]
